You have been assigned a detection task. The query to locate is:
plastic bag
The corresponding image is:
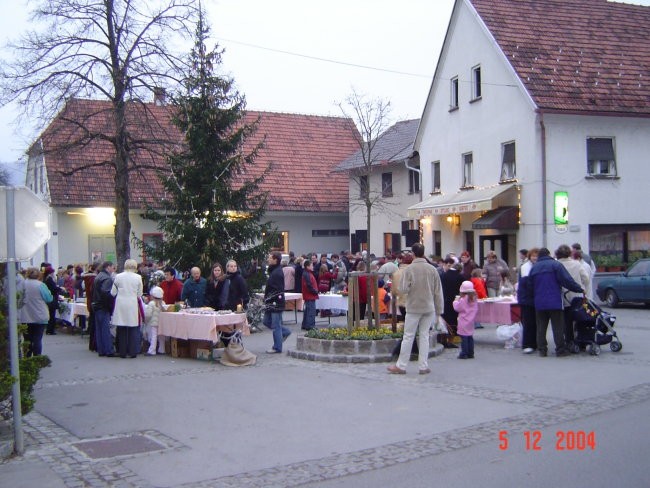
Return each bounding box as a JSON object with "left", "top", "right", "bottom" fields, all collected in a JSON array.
[
  {"left": 433, "top": 316, "right": 449, "bottom": 334},
  {"left": 496, "top": 323, "right": 522, "bottom": 341}
]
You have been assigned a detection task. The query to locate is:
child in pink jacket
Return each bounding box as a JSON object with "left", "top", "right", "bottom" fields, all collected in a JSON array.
[{"left": 453, "top": 281, "right": 479, "bottom": 359}]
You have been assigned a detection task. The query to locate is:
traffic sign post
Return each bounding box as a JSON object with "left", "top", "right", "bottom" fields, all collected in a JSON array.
[{"left": 1, "top": 186, "right": 51, "bottom": 455}]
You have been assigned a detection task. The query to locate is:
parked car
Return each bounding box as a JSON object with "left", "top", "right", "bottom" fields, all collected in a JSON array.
[{"left": 596, "top": 258, "right": 650, "bottom": 307}]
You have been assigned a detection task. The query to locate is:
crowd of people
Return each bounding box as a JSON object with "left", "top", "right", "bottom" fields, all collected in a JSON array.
[{"left": 11, "top": 241, "right": 596, "bottom": 363}]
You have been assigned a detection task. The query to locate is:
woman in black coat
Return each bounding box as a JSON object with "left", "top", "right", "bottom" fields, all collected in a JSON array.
[
  {"left": 205, "top": 262, "right": 229, "bottom": 310},
  {"left": 225, "top": 259, "right": 249, "bottom": 312},
  {"left": 440, "top": 259, "right": 464, "bottom": 348},
  {"left": 43, "top": 265, "right": 60, "bottom": 335}
]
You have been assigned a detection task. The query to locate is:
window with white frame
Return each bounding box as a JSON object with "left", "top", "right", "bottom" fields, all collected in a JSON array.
[
  {"left": 450, "top": 76, "right": 459, "bottom": 109},
  {"left": 501, "top": 142, "right": 516, "bottom": 181},
  {"left": 462, "top": 152, "right": 473, "bottom": 187},
  {"left": 381, "top": 172, "right": 393, "bottom": 197},
  {"left": 471, "top": 65, "right": 482, "bottom": 100},
  {"left": 408, "top": 167, "right": 420, "bottom": 194},
  {"left": 432, "top": 161, "right": 441, "bottom": 192},
  {"left": 587, "top": 137, "right": 617, "bottom": 177}
]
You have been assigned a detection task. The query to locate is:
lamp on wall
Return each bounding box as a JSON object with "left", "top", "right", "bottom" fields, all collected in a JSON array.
[{"left": 446, "top": 213, "right": 460, "bottom": 226}]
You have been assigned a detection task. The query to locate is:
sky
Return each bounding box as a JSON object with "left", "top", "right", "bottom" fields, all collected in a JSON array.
[
  {"left": 0, "top": 0, "right": 455, "bottom": 184},
  {"left": 2, "top": 0, "right": 649, "bottom": 185}
]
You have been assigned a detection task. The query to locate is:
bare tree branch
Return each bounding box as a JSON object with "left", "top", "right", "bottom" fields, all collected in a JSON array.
[{"left": 0, "top": 0, "right": 199, "bottom": 270}]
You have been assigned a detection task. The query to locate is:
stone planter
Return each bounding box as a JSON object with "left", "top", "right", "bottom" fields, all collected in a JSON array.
[{"left": 287, "top": 334, "right": 443, "bottom": 363}]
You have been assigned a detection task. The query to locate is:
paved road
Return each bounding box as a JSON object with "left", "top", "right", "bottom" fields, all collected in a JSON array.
[{"left": 1, "top": 305, "right": 648, "bottom": 487}]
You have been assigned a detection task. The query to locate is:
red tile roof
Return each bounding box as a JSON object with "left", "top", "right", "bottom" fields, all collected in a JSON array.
[
  {"left": 470, "top": 0, "right": 650, "bottom": 115},
  {"left": 36, "top": 98, "right": 359, "bottom": 212}
]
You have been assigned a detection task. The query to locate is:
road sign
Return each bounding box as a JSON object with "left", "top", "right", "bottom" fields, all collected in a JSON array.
[{"left": 0, "top": 186, "right": 51, "bottom": 261}]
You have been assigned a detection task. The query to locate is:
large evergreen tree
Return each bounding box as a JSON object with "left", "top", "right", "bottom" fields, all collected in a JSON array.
[{"left": 139, "top": 12, "right": 275, "bottom": 275}]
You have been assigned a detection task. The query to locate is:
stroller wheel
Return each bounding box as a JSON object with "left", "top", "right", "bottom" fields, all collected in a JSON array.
[
  {"left": 588, "top": 344, "right": 601, "bottom": 356},
  {"left": 570, "top": 342, "right": 581, "bottom": 354},
  {"left": 610, "top": 341, "right": 623, "bottom": 352}
]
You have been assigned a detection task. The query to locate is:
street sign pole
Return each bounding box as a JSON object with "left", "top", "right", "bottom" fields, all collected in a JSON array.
[
  {"left": 1, "top": 185, "right": 50, "bottom": 456},
  {"left": 5, "top": 188, "right": 24, "bottom": 454}
]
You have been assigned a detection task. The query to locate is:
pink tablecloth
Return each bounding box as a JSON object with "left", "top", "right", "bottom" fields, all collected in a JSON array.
[
  {"left": 475, "top": 300, "right": 521, "bottom": 325},
  {"left": 158, "top": 311, "right": 249, "bottom": 342}
]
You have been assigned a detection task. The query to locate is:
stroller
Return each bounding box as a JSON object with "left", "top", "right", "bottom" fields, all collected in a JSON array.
[{"left": 569, "top": 296, "right": 623, "bottom": 356}]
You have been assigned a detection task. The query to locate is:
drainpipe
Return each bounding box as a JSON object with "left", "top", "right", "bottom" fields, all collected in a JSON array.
[{"left": 539, "top": 111, "right": 548, "bottom": 248}]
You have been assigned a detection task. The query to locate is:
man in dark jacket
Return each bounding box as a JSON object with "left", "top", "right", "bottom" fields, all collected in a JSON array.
[
  {"left": 529, "top": 248, "right": 583, "bottom": 357},
  {"left": 92, "top": 261, "right": 115, "bottom": 357},
  {"left": 263, "top": 252, "right": 291, "bottom": 353}
]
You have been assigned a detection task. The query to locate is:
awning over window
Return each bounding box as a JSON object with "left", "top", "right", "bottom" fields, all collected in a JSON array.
[
  {"left": 407, "top": 184, "right": 516, "bottom": 218},
  {"left": 472, "top": 206, "right": 519, "bottom": 230}
]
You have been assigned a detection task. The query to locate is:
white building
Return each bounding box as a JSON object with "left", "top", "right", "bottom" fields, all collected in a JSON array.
[
  {"left": 337, "top": 119, "right": 422, "bottom": 257},
  {"left": 409, "top": 0, "right": 650, "bottom": 269}
]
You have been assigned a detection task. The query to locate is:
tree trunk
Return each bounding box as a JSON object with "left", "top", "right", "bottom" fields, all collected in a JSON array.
[
  {"left": 366, "top": 201, "right": 374, "bottom": 329},
  {"left": 113, "top": 98, "right": 131, "bottom": 272}
]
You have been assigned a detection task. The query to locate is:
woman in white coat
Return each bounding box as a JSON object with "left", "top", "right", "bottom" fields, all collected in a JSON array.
[{"left": 111, "top": 259, "right": 143, "bottom": 358}]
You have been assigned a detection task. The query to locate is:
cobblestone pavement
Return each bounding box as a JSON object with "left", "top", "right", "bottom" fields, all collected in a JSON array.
[
  {"left": 3, "top": 358, "right": 649, "bottom": 487},
  {"left": 2, "top": 308, "right": 648, "bottom": 487}
]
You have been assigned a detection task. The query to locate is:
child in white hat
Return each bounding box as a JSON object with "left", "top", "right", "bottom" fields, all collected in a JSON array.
[
  {"left": 144, "top": 286, "right": 165, "bottom": 356},
  {"left": 453, "top": 281, "right": 479, "bottom": 359}
]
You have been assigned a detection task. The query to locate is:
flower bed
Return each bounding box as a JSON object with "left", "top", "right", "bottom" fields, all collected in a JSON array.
[
  {"left": 304, "top": 327, "right": 402, "bottom": 341},
  {"left": 288, "top": 327, "right": 442, "bottom": 363}
]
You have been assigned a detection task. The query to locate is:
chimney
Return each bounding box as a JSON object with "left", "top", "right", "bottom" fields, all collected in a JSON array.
[{"left": 153, "top": 87, "right": 166, "bottom": 106}]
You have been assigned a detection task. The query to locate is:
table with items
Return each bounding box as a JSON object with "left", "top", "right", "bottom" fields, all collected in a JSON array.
[
  {"left": 158, "top": 308, "right": 250, "bottom": 359},
  {"left": 56, "top": 299, "right": 89, "bottom": 330}
]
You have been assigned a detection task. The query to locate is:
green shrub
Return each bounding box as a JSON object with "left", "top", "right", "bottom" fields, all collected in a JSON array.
[{"left": 1, "top": 270, "right": 51, "bottom": 417}]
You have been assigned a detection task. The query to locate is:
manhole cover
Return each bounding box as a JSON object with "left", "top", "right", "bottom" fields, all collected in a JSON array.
[{"left": 72, "top": 434, "right": 166, "bottom": 459}]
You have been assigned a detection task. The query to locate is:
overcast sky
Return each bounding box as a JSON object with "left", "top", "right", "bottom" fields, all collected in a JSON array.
[
  {"left": 2, "top": 0, "right": 649, "bottom": 185},
  {"left": 0, "top": 0, "right": 454, "bottom": 183}
]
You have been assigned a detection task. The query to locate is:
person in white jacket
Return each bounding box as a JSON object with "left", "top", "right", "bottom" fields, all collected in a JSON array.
[
  {"left": 144, "top": 286, "right": 166, "bottom": 356},
  {"left": 111, "top": 259, "right": 143, "bottom": 358}
]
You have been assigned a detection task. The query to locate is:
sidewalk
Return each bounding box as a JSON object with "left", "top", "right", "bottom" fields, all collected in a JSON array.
[{"left": 1, "top": 307, "right": 649, "bottom": 487}]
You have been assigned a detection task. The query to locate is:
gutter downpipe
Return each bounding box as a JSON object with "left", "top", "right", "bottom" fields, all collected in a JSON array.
[
  {"left": 539, "top": 110, "right": 548, "bottom": 248},
  {"left": 404, "top": 151, "right": 422, "bottom": 201}
]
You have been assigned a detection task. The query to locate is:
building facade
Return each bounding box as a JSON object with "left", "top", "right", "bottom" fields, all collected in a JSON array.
[{"left": 410, "top": 0, "right": 650, "bottom": 269}]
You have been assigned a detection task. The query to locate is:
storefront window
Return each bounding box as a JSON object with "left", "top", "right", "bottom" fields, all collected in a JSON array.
[{"left": 590, "top": 225, "right": 650, "bottom": 269}]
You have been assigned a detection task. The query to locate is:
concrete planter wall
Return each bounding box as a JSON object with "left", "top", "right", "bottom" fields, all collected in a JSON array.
[{"left": 287, "top": 334, "right": 443, "bottom": 363}]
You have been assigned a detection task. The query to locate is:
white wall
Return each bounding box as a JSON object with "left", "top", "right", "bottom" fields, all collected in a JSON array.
[
  {"left": 348, "top": 163, "right": 421, "bottom": 255},
  {"left": 44, "top": 209, "right": 350, "bottom": 267},
  {"left": 542, "top": 114, "right": 650, "bottom": 252},
  {"left": 416, "top": 1, "right": 538, "bottom": 256},
  {"left": 265, "top": 212, "right": 350, "bottom": 256}
]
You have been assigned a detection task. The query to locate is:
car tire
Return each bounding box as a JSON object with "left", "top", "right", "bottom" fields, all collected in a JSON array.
[{"left": 605, "top": 289, "right": 619, "bottom": 308}]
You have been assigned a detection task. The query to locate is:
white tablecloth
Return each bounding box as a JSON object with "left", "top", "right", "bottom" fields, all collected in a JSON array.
[
  {"left": 56, "top": 301, "right": 89, "bottom": 324},
  {"left": 315, "top": 294, "right": 348, "bottom": 311}
]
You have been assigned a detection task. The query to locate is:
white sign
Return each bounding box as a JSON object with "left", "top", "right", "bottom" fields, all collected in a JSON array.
[
  {"left": 555, "top": 224, "right": 568, "bottom": 234},
  {"left": 0, "top": 186, "right": 51, "bottom": 261}
]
